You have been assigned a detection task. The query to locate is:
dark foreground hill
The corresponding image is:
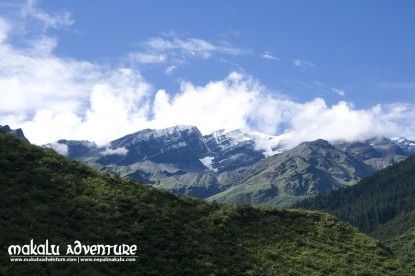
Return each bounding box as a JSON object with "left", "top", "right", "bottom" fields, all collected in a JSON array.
[{"left": 1, "top": 130, "right": 413, "bottom": 275}]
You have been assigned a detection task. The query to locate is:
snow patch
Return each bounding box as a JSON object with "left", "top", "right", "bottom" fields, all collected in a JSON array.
[
  {"left": 152, "top": 125, "right": 197, "bottom": 138},
  {"left": 200, "top": 156, "right": 217, "bottom": 172},
  {"left": 249, "top": 132, "right": 287, "bottom": 156}
]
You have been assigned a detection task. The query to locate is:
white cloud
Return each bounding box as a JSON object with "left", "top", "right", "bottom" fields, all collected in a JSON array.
[
  {"left": 144, "top": 35, "right": 245, "bottom": 57},
  {"left": 0, "top": 36, "right": 100, "bottom": 116},
  {"left": 332, "top": 88, "right": 346, "bottom": 96},
  {"left": 0, "top": 18, "right": 10, "bottom": 42},
  {"left": 129, "top": 33, "right": 248, "bottom": 66},
  {"left": 127, "top": 52, "right": 166, "bottom": 64},
  {"left": 283, "top": 99, "right": 385, "bottom": 147},
  {"left": 45, "top": 141, "right": 69, "bottom": 156},
  {"left": 0, "top": 12, "right": 153, "bottom": 144},
  {"left": 22, "top": 0, "right": 74, "bottom": 29},
  {"left": 293, "top": 59, "right": 316, "bottom": 70},
  {"left": 165, "top": 65, "right": 176, "bottom": 75},
  {"left": 261, "top": 51, "right": 279, "bottom": 61},
  {"left": 101, "top": 147, "right": 129, "bottom": 156},
  {"left": 150, "top": 72, "right": 289, "bottom": 135}
]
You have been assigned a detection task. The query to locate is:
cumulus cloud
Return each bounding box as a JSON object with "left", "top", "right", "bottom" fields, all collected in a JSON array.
[
  {"left": 150, "top": 72, "right": 295, "bottom": 135},
  {"left": 0, "top": 11, "right": 152, "bottom": 144},
  {"left": 45, "top": 141, "right": 69, "bottom": 156},
  {"left": 101, "top": 147, "right": 129, "bottom": 156},
  {"left": 283, "top": 99, "right": 384, "bottom": 147}
]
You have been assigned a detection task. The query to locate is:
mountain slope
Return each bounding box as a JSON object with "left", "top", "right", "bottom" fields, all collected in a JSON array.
[
  {"left": 333, "top": 137, "right": 408, "bottom": 171},
  {"left": 47, "top": 126, "right": 284, "bottom": 198},
  {"left": 0, "top": 125, "right": 29, "bottom": 143},
  {"left": 292, "top": 155, "right": 415, "bottom": 268},
  {"left": 209, "top": 139, "right": 373, "bottom": 206},
  {"left": 386, "top": 227, "right": 415, "bottom": 267},
  {"left": 1, "top": 130, "right": 413, "bottom": 274},
  {"left": 46, "top": 126, "right": 412, "bottom": 206},
  {"left": 294, "top": 154, "right": 415, "bottom": 234}
]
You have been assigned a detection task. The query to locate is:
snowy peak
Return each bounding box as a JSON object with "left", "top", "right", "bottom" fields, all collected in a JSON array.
[
  {"left": 112, "top": 125, "right": 202, "bottom": 147},
  {"left": 45, "top": 125, "right": 289, "bottom": 174},
  {"left": 150, "top": 125, "right": 201, "bottom": 139},
  {"left": 391, "top": 137, "right": 415, "bottom": 154},
  {"left": 204, "top": 129, "right": 253, "bottom": 152},
  {"left": 204, "top": 128, "right": 285, "bottom": 157}
]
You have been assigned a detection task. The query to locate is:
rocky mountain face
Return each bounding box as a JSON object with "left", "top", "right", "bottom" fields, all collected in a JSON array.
[
  {"left": 391, "top": 137, "right": 415, "bottom": 155},
  {"left": 333, "top": 137, "right": 408, "bottom": 171},
  {"left": 46, "top": 126, "right": 284, "bottom": 198},
  {"left": 0, "top": 125, "right": 29, "bottom": 143},
  {"left": 208, "top": 139, "right": 374, "bottom": 206},
  {"left": 45, "top": 125, "right": 414, "bottom": 206}
]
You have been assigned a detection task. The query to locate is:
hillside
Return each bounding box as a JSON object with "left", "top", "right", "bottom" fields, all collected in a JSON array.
[
  {"left": 294, "top": 155, "right": 415, "bottom": 233},
  {"left": 1, "top": 130, "right": 413, "bottom": 274},
  {"left": 386, "top": 228, "right": 415, "bottom": 267}
]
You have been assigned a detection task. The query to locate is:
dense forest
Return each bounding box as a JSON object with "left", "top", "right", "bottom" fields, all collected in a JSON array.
[
  {"left": 1, "top": 130, "right": 413, "bottom": 274},
  {"left": 295, "top": 155, "right": 415, "bottom": 266},
  {"left": 295, "top": 155, "right": 415, "bottom": 234}
]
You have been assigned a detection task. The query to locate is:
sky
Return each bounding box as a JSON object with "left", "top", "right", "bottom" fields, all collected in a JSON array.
[{"left": 1, "top": 0, "right": 415, "bottom": 146}]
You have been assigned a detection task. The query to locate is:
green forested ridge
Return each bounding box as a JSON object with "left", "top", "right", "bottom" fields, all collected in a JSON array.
[
  {"left": 1, "top": 130, "right": 413, "bottom": 275},
  {"left": 295, "top": 155, "right": 415, "bottom": 266},
  {"left": 295, "top": 155, "right": 415, "bottom": 234}
]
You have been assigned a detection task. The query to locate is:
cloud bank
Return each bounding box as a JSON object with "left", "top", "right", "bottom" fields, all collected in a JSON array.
[{"left": 1, "top": 3, "right": 415, "bottom": 148}]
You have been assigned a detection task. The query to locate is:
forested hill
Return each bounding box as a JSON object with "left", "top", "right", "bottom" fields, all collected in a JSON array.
[
  {"left": 1, "top": 130, "right": 413, "bottom": 275},
  {"left": 294, "top": 155, "right": 415, "bottom": 234}
]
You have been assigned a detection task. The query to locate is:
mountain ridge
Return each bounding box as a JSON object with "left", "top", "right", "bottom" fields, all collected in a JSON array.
[{"left": 43, "top": 125, "right": 415, "bottom": 205}]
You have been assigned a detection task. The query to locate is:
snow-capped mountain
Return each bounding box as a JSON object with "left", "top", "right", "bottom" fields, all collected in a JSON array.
[
  {"left": 47, "top": 125, "right": 285, "bottom": 173},
  {"left": 44, "top": 125, "right": 415, "bottom": 205},
  {"left": 391, "top": 137, "right": 415, "bottom": 154}
]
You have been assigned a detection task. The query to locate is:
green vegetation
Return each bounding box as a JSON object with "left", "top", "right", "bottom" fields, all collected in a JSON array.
[
  {"left": 385, "top": 228, "right": 415, "bottom": 267},
  {"left": 294, "top": 155, "right": 415, "bottom": 234},
  {"left": 1, "top": 130, "right": 413, "bottom": 275},
  {"left": 295, "top": 155, "right": 415, "bottom": 266}
]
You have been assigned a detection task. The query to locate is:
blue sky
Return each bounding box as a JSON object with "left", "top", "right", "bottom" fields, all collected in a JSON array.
[{"left": 1, "top": 0, "right": 415, "bottom": 145}]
